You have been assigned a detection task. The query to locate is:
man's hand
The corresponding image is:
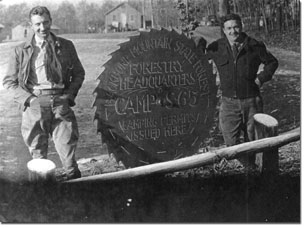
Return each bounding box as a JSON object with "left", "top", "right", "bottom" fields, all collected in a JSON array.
[
  {"left": 53, "top": 95, "right": 69, "bottom": 106},
  {"left": 53, "top": 95, "right": 72, "bottom": 120},
  {"left": 255, "top": 78, "right": 262, "bottom": 88},
  {"left": 53, "top": 94, "right": 75, "bottom": 106},
  {"left": 25, "top": 96, "right": 38, "bottom": 107}
]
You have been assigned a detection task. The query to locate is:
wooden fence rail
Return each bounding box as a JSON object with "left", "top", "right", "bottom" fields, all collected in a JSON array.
[{"left": 65, "top": 126, "right": 300, "bottom": 183}]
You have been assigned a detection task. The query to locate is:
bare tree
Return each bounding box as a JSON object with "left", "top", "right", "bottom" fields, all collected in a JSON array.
[
  {"left": 54, "top": 1, "right": 78, "bottom": 33},
  {"left": 218, "top": 0, "right": 229, "bottom": 18}
]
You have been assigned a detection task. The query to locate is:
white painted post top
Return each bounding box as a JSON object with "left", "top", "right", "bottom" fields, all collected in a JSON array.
[
  {"left": 254, "top": 113, "right": 278, "bottom": 127},
  {"left": 27, "top": 159, "right": 56, "bottom": 174}
]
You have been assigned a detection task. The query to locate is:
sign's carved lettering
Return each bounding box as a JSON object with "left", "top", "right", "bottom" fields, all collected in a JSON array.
[{"left": 95, "top": 29, "right": 217, "bottom": 163}]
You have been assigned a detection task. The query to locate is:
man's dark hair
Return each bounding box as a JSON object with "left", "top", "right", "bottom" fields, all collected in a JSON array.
[
  {"left": 29, "top": 6, "right": 52, "bottom": 20},
  {"left": 221, "top": 13, "right": 242, "bottom": 27}
]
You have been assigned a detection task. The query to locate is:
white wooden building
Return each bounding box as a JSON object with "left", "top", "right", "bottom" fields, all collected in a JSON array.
[{"left": 105, "top": 2, "right": 152, "bottom": 32}]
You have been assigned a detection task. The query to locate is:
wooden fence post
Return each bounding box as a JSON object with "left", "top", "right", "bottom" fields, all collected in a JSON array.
[
  {"left": 253, "top": 113, "right": 279, "bottom": 174},
  {"left": 27, "top": 159, "right": 56, "bottom": 183}
]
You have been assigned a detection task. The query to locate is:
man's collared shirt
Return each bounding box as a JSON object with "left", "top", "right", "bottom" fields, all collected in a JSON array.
[
  {"left": 229, "top": 41, "right": 243, "bottom": 57},
  {"left": 28, "top": 35, "right": 64, "bottom": 90}
]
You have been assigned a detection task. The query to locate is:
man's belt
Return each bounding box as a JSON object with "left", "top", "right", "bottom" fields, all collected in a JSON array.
[{"left": 33, "top": 89, "right": 64, "bottom": 96}]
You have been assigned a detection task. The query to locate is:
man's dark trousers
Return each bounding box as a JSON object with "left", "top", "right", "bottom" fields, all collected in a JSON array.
[{"left": 219, "top": 96, "right": 263, "bottom": 146}]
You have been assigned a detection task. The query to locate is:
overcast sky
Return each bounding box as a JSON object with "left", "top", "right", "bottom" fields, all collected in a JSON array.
[{"left": 0, "top": 0, "right": 121, "bottom": 6}]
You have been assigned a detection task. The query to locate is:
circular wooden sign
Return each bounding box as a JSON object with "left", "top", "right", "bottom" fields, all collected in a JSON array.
[{"left": 94, "top": 28, "right": 217, "bottom": 167}]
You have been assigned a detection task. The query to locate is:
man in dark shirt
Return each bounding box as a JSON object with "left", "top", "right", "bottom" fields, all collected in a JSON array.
[{"left": 206, "top": 13, "right": 278, "bottom": 164}]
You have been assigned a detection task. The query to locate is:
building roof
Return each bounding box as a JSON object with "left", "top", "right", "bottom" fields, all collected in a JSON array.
[
  {"left": 105, "top": 2, "right": 140, "bottom": 16},
  {"left": 0, "top": 23, "right": 4, "bottom": 29}
]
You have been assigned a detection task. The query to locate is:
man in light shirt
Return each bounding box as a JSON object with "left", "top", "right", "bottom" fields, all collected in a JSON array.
[{"left": 3, "top": 6, "right": 85, "bottom": 180}]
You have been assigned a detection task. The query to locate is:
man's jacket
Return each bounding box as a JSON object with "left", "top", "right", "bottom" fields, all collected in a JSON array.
[
  {"left": 206, "top": 33, "right": 278, "bottom": 99},
  {"left": 3, "top": 32, "right": 85, "bottom": 110}
]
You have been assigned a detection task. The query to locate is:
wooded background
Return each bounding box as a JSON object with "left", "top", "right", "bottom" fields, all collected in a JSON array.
[
  {"left": 0, "top": 0, "right": 301, "bottom": 41},
  {"left": 175, "top": 0, "right": 300, "bottom": 34}
]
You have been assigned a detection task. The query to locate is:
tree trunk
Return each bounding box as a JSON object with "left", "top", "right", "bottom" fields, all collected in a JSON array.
[
  {"left": 218, "top": 0, "right": 229, "bottom": 17},
  {"left": 277, "top": 4, "right": 282, "bottom": 32},
  {"left": 233, "top": 0, "right": 237, "bottom": 13},
  {"left": 218, "top": 0, "right": 229, "bottom": 37},
  {"left": 151, "top": 0, "right": 154, "bottom": 28},
  {"left": 142, "top": 0, "right": 146, "bottom": 29},
  {"left": 259, "top": 0, "right": 269, "bottom": 34},
  {"left": 284, "top": 3, "right": 289, "bottom": 31}
]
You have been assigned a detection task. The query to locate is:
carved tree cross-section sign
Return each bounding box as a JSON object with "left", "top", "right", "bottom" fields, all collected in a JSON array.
[{"left": 94, "top": 28, "right": 217, "bottom": 168}]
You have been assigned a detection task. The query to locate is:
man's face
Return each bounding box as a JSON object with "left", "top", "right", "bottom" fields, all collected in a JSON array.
[
  {"left": 30, "top": 13, "right": 52, "bottom": 39},
  {"left": 223, "top": 19, "right": 242, "bottom": 43}
]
